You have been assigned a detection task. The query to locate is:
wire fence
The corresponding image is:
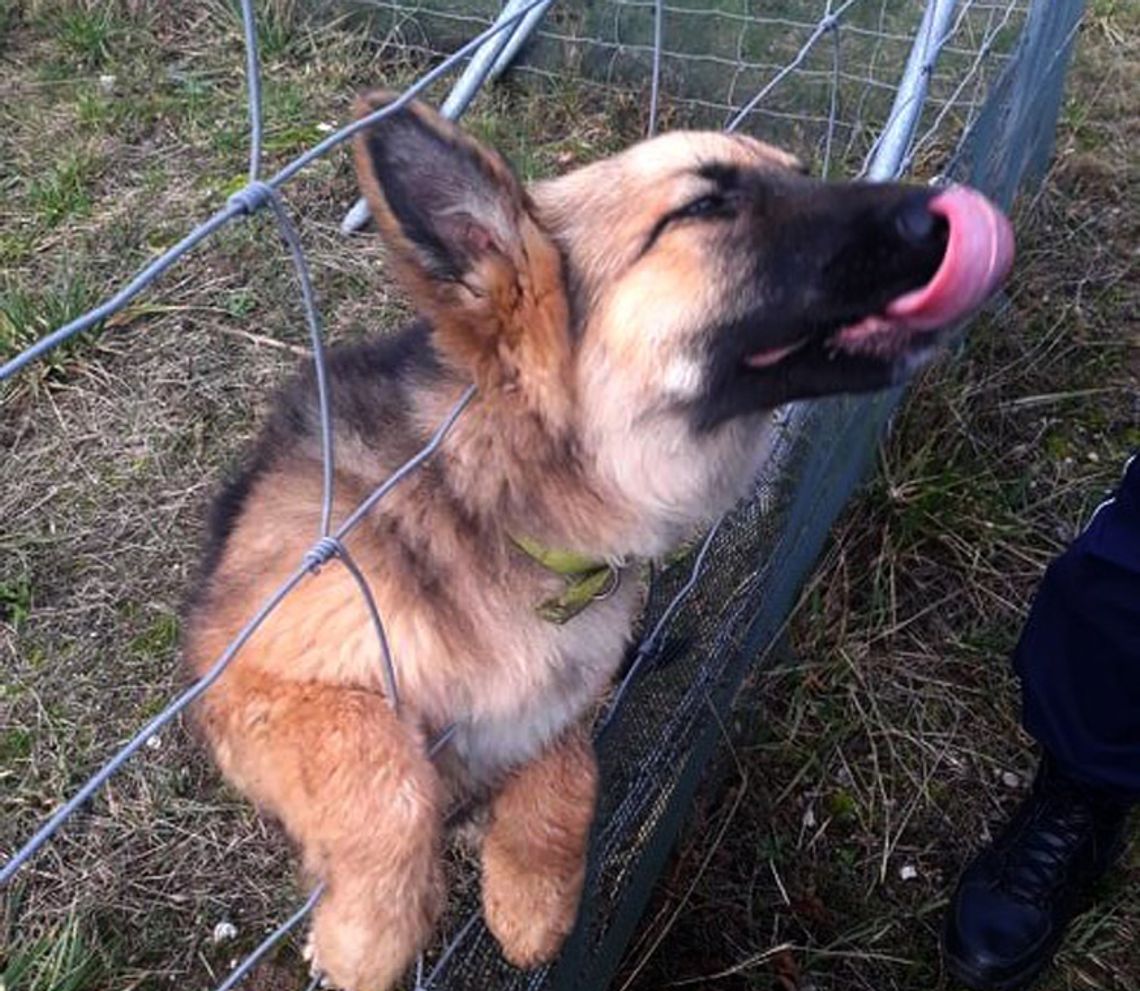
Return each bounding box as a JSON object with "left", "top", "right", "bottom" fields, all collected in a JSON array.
[
  {"left": 354, "top": 0, "right": 1034, "bottom": 169},
  {"left": 1, "top": 0, "right": 1085, "bottom": 988}
]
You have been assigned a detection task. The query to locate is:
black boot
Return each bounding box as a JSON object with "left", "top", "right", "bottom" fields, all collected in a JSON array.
[{"left": 942, "top": 756, "right": 1132, "bottom": 990}]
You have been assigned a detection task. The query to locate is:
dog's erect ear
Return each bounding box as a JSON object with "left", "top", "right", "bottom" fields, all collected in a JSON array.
[
  {"left": 353, "top": 92, "right": 522, "bottom": 283},
  {"left": 353, "top": 92, "right": 571, "bottom": 404}
]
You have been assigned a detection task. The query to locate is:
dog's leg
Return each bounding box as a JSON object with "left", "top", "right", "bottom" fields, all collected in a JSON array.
[
  {"left": 203, "top": 678, "right": 443, "bottom": 991},
  {"left": 481, "top": 729, "right": 598, "bottom": 968}
]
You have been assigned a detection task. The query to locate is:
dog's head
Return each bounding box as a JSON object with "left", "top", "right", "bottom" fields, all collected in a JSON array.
[{"left": 353, "top": 95, "right": 1013, "bottom": 529}]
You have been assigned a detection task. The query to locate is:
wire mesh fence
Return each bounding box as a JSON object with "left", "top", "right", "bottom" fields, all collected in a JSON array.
[
  {"left": 354, "top": 0, "right": 1034, "bottom": 174},
  {"left": 1, "top": 0, "right": 1084, "bottom": 988}
]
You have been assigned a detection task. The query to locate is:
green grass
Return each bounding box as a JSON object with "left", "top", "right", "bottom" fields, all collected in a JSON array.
[
  {"left": 225, "top": 0, "right": 307, "bottom": 60},
  {"left": 25, "top": 154, "right": 97, "bottom": 228},
  {"left": 54, "top": 7, "right": 117, "bottom": 67},
  {"left": 0, "top": 576, "right": 33, "bottom": 629},
  {"left": 1, "top": 914, "right": 110, "bottom": 991},
  {"left": 0, "top": 274, "right": 100, "bottom": 376},
  {"left": 126, "top": 611, "right": 180, "bottom": 659},
  {"left": 74, "top": 90, "right": 124, "bottom": 131}
]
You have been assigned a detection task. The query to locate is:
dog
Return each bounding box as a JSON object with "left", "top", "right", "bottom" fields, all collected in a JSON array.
[{"left": 182, "top": 92, "right": 1013, "bottom": 990}]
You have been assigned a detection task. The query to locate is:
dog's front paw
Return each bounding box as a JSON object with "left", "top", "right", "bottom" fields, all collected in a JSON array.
[
  {"left": 482, "top": 858, "right": 583, "bottom": 969},
  {"left": 304, "top": 893, "right": 415, "bottom": 991},
  {"left": 302, "top": 932, "right": 335, "bottom": 988}
]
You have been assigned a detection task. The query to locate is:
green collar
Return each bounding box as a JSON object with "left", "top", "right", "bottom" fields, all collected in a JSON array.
[{"left": 511, "top": 533, "right": 623, "bottom": 624}]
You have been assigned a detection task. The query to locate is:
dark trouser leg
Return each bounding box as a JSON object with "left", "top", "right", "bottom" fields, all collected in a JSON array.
[
  {"left": 1014, "top": 452, "right": 1140, "bottom": 799},
  {"left": 943, "top": 453, "right": 1138, "bottom": 991}
]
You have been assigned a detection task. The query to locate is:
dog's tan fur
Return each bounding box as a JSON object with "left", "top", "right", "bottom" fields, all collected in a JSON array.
[{"left": 185, "top": 93, "right": 959, "bottom": 989}]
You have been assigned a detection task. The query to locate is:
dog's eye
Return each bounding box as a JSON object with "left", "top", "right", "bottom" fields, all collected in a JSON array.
[
  {"left": 642, "top": 191, "right": 737, "bottom": 255},
  {"left": 676, "top": 193, "right": 729, "bottom": 220}
]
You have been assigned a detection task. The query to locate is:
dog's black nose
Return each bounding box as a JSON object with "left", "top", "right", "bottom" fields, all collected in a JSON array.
[{"left": 893, "top": 196, "right": 947, "bottom": 248}]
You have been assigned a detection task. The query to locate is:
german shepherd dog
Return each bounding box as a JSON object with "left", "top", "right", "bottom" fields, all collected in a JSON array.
[{"left": 183, "top": 93, "right": 1013, "bottom": 989}]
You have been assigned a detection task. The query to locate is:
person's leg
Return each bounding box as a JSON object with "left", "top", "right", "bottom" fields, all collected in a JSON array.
[
  {"left": 1016, "top": 452, "right": 1140, "bottom": 796},
  {"left": 943, "top": 453, "right": 1139, "bottom": 991}
]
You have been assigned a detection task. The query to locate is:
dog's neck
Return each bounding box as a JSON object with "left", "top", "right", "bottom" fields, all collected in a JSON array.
[{"left": 412, "top": 375, "right": 687, "bottom": 563}]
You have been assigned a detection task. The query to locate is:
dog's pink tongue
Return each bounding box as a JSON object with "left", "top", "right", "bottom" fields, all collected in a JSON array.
[{"left": 886, "top": 185, "right": 1014, "bottom": 330}]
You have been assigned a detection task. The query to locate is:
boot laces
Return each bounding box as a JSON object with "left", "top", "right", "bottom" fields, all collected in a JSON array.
[{"left": 997, "top": 786, "right": 1095, "bottom": 904}]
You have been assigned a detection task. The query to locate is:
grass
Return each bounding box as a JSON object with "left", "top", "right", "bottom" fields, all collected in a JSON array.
[
  {"left": 0, "top": 3, "right": 643, "bottom": 986},
  {"left": 25, "top": 153, "right": 98, "bottom": 227},
  {"left": 621, "top": 5, "right": 1140, "bottom": 990},
  {"left": 2, "top": 911, "right": 111, "bottom": 991},
  {"left": 0, "top": 576, "right": 33, "bottom": 629},
  {"left": 1, "top": 1, "right": 1135, "bottom": 990},
  {"left": 54, "top": 7, "right": 117, "bottom": 68},
  {"left": 0, "top": 273, "right": 103, "bottom": 389}
]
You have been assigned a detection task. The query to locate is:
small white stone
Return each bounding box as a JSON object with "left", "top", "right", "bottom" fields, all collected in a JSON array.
[
  {"left": 99, "top": 74, "right": 116, "bottom": 93},
  {"left": 145, "top": 734, "right": 162, "bottom": 750},
  {"left": 802, "top": 805, "right": 816, "bottom": 829},
  {"left": 899, "top": 864, "right": 919, "bottom": 881},
  {"left": 213, "top": 920, "right": 238, "bottom": 944},
  {"left": 317, "top": 122, "right": 335, "bottom": 133},
  {"left": 1001, "top": 770, "right": 1021, "bottom": 789}
]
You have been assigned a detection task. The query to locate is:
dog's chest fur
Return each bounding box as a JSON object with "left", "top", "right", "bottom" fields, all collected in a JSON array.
[{"left": 440, "top": 580, "right": 643, "bottom": 783}]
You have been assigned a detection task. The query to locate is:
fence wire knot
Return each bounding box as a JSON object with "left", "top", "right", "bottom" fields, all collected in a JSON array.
[
  {"left": 228, "top": 180, "right": 275, "bottom": 215},
  {"left": 305, "top": 536, "right": 344, "bottom": 572}
]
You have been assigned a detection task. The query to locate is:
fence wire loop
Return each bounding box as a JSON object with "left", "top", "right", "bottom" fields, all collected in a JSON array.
[
  {"left": 304, "top": 536, "right": 345, "bottom": 573},
  {"left": 228, "top": 180, "right": 276, "bottom": 216}
]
